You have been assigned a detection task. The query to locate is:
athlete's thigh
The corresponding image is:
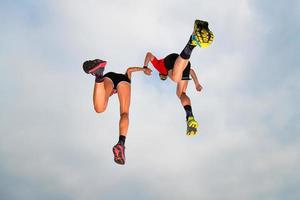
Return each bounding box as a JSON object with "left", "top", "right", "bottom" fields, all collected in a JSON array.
[
  {"left": 93, "top": 78, "right": 114, "bottom": 102},
  {"left": 103, "top": 77, "right": 114, "bottom": 96},
  {"left": 116, "top": 82, "right": 131, "bottom": 113}
]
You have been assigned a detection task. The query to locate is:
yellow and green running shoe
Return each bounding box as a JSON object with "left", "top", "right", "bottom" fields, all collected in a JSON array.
[
  {"left": 186, "top": 116, "right": 199, "bottom": 136},
  {"left": 192, "top": 19, "right": 214, "bottom": 48}
]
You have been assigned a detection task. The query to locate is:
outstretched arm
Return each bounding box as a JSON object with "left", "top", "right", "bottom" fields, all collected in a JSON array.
[
  {"left": 126, "top": 67, "right": 152, "bottom": 80},
  {"left": 190, "top": 68, "right": 202, "bottom": 92},
  {"left": 143, "top": 52, "right": 155, "bottom": 68}
]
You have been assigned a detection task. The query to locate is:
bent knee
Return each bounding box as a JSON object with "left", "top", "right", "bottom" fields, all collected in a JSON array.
[
  {"left": 94, "top": 104, "right": 107, "bottom": 113},
  {"left": 174, "top": 77, "right": 181, "bottom": 83},
  {"left": 176, "top": 91, "right": 183, "bottom": 98},
  {"left": 177, "top": 92, "right": 186, "bottom": 98},
  {"left": 171, "top": 74, "right": 181, "bottom": 83}
]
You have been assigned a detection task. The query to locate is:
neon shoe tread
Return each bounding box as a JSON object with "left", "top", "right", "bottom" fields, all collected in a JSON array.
[
  {"left": 193, "top": 20, "right": 214, "bottom": 48},
  {"left": 186, "top": 116, "right": 199, "bottom": 137}
]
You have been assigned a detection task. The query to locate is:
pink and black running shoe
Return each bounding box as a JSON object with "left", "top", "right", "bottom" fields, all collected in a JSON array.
[
  {"left": 83, "top": 59, "right": 107, "bottom": 76},
  {"left": 112, "top": 143, "right": 126, "bottom": 165}
]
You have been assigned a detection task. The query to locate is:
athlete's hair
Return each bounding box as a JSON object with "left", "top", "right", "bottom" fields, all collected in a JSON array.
[{"left": 159, "top": 74, "right": 167, "bottom": 81}]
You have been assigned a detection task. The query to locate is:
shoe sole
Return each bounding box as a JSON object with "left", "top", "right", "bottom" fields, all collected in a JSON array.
[
  {"left": 112, "top": 146, "right": 125, "bottom": 165},
  {"left": 187, "top": 126, "right": 198, "bottom": 136},
  {"left": 193, "top": 20, "right": 213, "bottom": 45},
  {"left": 186, "top": 120, "right": 198, "bottom": 136},
  {"left": 88, "top": 61, "right": 107, "bottom": 74}
]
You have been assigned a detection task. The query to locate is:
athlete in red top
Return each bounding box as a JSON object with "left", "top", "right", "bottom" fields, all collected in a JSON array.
[{"left": 143, "top": 20, "right": 214, "bottom": 136}]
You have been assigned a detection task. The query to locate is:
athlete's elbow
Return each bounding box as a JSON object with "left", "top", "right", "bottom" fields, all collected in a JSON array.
[{"left": 146, "top": 52, "right": 154, "bottom": 58}]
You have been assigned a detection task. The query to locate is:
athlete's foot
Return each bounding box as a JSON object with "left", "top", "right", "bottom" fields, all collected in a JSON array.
[
  {"left": 192, "top": 19, "right": 214, "bottom": 48},
  {"left": 194, "top": 20, "right": 209, "bottom": 31},
  {"left": 188, "top": 35, "right": 198, "bottom": 47},
  {"left": 112, "top": 143, "right": 126, "bottom": 165},
  {"left": 83, "top": 59, "right": 107, "bottom": 76},
  {"left": 186, "top": 116, "right": 199, "bottom": 136}
]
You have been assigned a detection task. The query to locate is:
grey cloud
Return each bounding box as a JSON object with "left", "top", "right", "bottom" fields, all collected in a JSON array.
[{"left": 1, "top": 0, "right": 300, "bottom": 199}]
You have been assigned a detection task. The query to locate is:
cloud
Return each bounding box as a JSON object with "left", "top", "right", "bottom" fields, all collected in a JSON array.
[{"left": 0, "top": 0, "right": 299, "bottom": 199}]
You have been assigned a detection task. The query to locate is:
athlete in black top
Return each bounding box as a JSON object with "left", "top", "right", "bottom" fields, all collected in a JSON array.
[{"left": 83, "top": 59, "right": 152, "bottom": 165}]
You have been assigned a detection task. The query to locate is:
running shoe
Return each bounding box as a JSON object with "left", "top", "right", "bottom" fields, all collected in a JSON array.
[
  {"left": 83, "top": 59, "right": 107, "bottom": 76},
  {"left": 192, "top": 19, "right": 214, "bottom": 48},
  {"left": 112, "top": 143, "right": 126, "bottom": 165},
  {"left": 186, "top": 116, "right": 199, "bottom": 136}
]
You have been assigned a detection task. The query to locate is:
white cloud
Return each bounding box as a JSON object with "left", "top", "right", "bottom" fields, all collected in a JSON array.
[{"left": 1, "top": 0, "right": 300, "bottom": 199}]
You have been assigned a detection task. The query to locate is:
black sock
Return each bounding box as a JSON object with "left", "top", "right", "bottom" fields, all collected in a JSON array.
[
  {"left": 180, "top": 35, "right": 196, "bottom": 60},
  {"left": 94, "top": 67, "right": 105, "bottom": 77},
  {"left": 184, "top": 105, "right": 193, "bottom": 121},
  {"left": 118, "top": 135, "right": 126, "bottom": 146},
  {"left": 95, "top": 74, "right": 104, "bottom": 83}
]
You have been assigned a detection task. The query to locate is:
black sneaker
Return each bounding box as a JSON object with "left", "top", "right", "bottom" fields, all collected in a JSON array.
[{"left": 83, "top": 59, "right": 107, "bottom": 76}]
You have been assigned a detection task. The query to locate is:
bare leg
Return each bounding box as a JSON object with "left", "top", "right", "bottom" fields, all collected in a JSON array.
[
  {"left": 93, "top": 78, "right": 114, "bottom": 113},
  {"left": 176, "top": 80, "right": 190, "bottom": 106},
  {"left": 177, "top": 80, "right": 198, "bottom": 136},
  {"left": 112, "top": 82, "right": 130, "bottom": 165},
  {"left": 167, "top": 57, "right": 190, "bottom": 83},
  {"left": 116, "top": 82, "right": 131, "bottom": 136},
  {"left": 171, "top": 33, "right": 197, "bottom": 83}
]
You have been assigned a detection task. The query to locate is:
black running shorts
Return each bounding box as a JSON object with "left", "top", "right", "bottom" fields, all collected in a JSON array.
[
  {"left": 164, "top": 53, "right": 191, "bottom": 80},
  {"left": 103, "top": 72, "right": 131, "bottom": 89}
]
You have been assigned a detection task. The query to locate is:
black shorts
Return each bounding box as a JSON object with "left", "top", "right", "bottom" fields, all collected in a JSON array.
[
  {"left": 103, "top": 72, "right": 131, "bottom": 90},
  {"left": 164, "top": 53, "right": 191, "bottom": 80}
]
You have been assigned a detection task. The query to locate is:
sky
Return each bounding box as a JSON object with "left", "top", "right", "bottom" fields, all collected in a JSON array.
[{"left": 0, "top": 0, "right": 300, "bottom": 199}]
